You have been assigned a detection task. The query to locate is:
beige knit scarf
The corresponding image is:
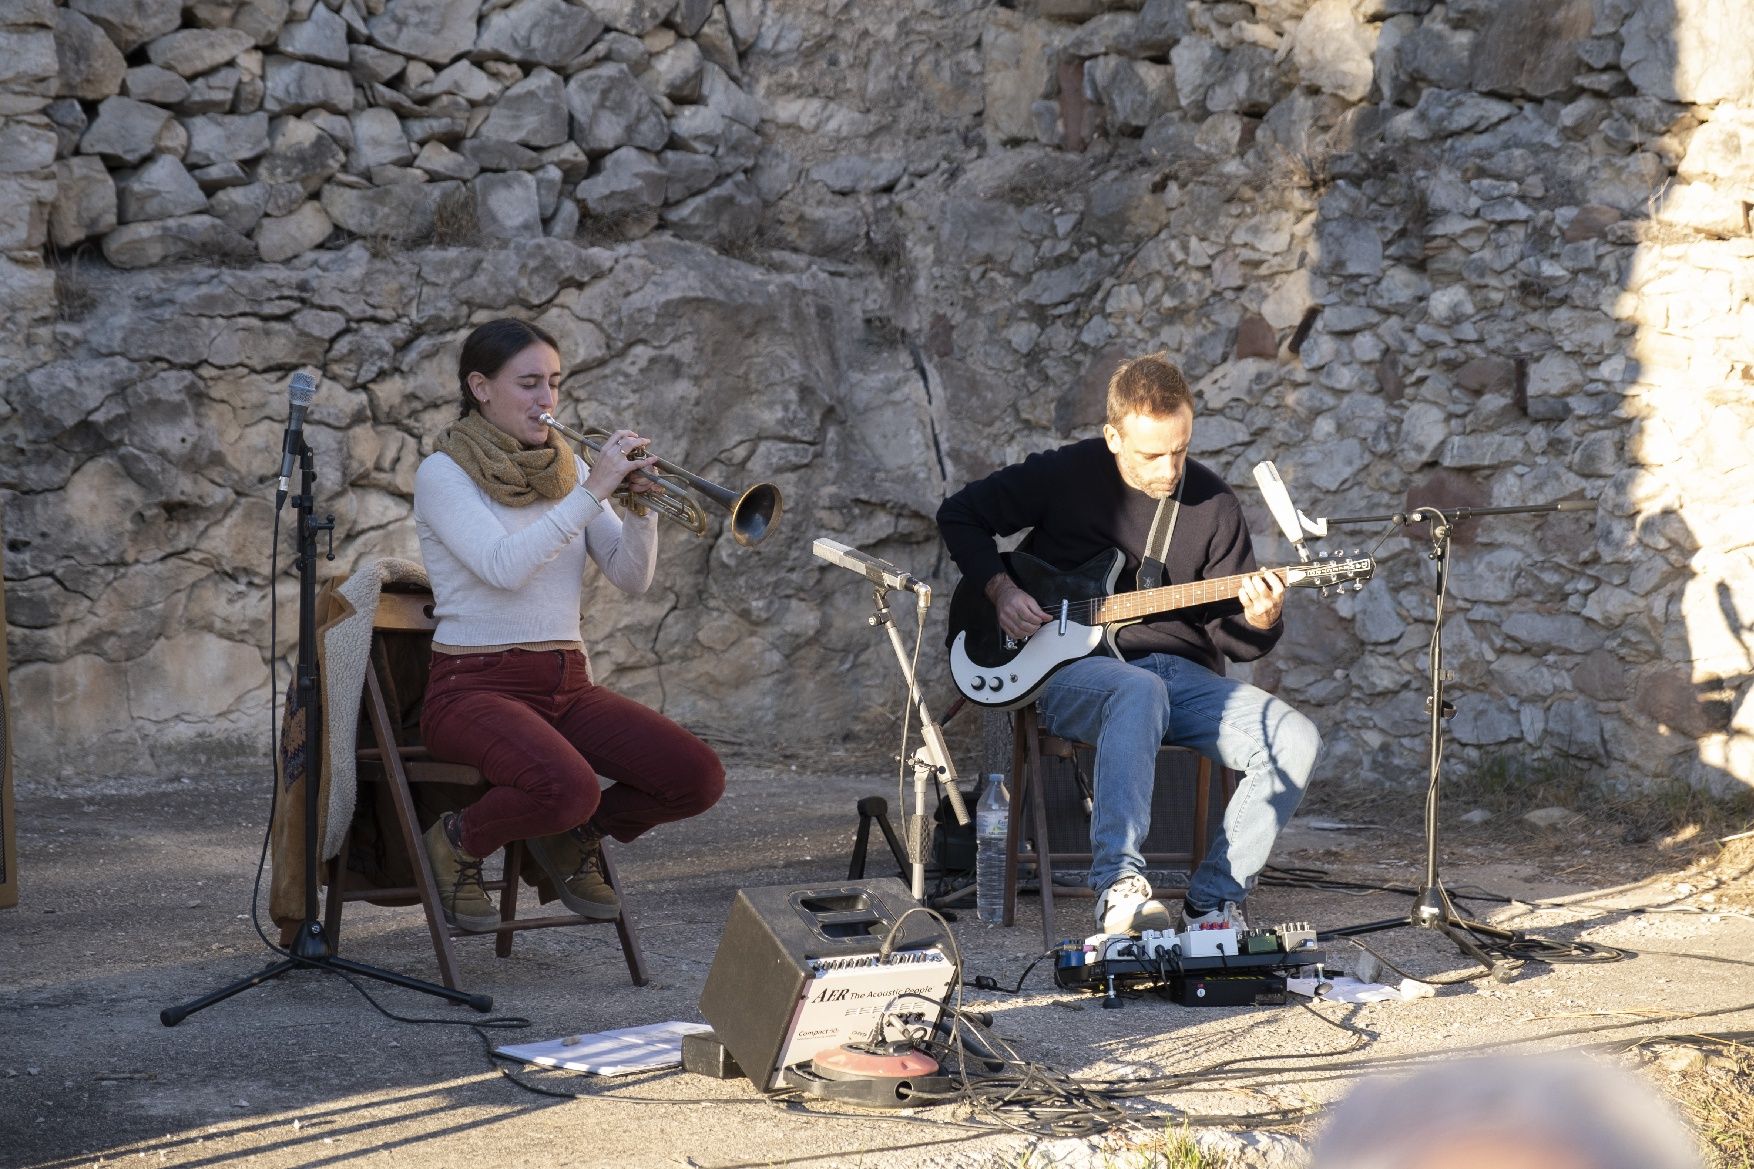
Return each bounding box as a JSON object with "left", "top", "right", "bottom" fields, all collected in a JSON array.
[{"left": 437, "top": 413, "right": 577, "bottom": 506}]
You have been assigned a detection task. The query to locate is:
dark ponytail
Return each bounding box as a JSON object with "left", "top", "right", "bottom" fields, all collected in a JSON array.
[{"left": 456, "top": 318, "right": 561, "bottom": 418}]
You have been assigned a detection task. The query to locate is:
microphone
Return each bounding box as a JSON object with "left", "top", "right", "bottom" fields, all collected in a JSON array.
[
  {"left": 275, "top": 370, "right": 319, "bottom": 511},
  {"left": 1253, "top": 460, "right": 1325, "bottom": 560},
  {"left": 812, "top": 538, "right": 932, "bottom": 602}
]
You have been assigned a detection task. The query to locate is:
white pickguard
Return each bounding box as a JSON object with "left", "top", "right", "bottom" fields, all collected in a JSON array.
[{"left": 948, "top": 621, "right": 1107, "bottom": 710}]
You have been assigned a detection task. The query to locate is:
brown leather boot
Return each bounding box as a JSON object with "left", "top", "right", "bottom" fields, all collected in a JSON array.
[{"left": 527, "top": 824, "right": 620, "bottom": 919}]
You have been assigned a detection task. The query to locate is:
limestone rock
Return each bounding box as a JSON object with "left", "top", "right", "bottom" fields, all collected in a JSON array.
[
  {"left": 117, "top": 154, "right": 208, "bottom": 222},
  {"left": 348, "top": 107, "right": 414, "bottom": 173},
  {"left": 186, "top": 0, "right": 289, "bottom": 46},
  {"left": 460, "top": 137, "right": 541, "bottom": 171},
  {"left": 661, "top": 148, "right": 717, "bottom": 203},
  {"left": 1204, "top": 43, "right": 1281, "bottom": 115},
  {"left": 178, "top": 66, "right": 241, "bottom": 115},
  {"left": 256, "top": 116, "right": 347, "bottom": 215},
  {"left": 1678, "top": 108, "right": 1754, "bottom": 195},
  {"left": 368, "top": 0, "right": 482, "bottom": 65},
  {"left": 701, "top": 62, "right": 760, "bottom": 128},
  {"left": 209, "top": 182, "right": 270, "bottom": 233},
  {"left": 49, "top": 156, "right": 118, "bottom": 246},
  {"left": 414, "top": 139, "right": 480, "bottom": 180},
  {"left": 479, "top": 0, "right": 604, "bottom": 67},
  {"left": 0, "top": 120, "right": 56, "bottom": 175},
  {"left": 480, "top": 67, "right": 571, "bottom": 148},
  {"left": 1316, "top": 216, "right": 1383, "bottom": 277},
  {"left": 578, "top": 145, "right": 667, "bottom": 214},
  {"left": 694, "top": 6, "right": 737, "bottom": 76},
  {"left": 254, "top": 200, "right": 333, "bottom": 262},
  {"left": 263, "top": 57, "right": 357, "bottom": 113},
  {"left": 319, "top": 178, "right": 463, "bottom": 239},
  {"left": 1623, "top": 0, "right": 1754, "bottom": 105},
  {"left": 67, "top": 0, "right": 181, "bottom": 53},
  {"left": 53, "top": 7, "right": 126, "bottom": 102},
  {"left": 1522, "top": 806, "right": 1576, "bottom": 828},
  {"left": 99, "top": 213, "right": 253, "bottom": 267},
  {"left": 661, "top": 173, "right": 759, "bottom": 241},
  {"left": 981, "top": 10, "right": 1062, "bottom": 147},
  {"left": 1291, "top": 0, "right": 1377, "bottom": 102},
  {"left": 278, "top": 4, "right": 351, "bottom": 66},
  {"left": 79, "top": 96, "right": 171, "bottom": 166},
  {"left": 1469, "top": 0, "right": 1592, "bottom": 97},
  {"left": 146, "top": 30, "right": 260, "bottom": 79},
  {"left": 183, "top": 113, "right": 271, "bottom": 168},
  {"left": 46, "top": 99, "right": 88, "bottom": 158},
  {"left": 670, "top": 0, "right": 712, "bottom": 37},
  {"left": 417, "top": 60, "right": 502, "bottom": 103},
  {"left": 1085, "top": 56, "right": 1174, "bottom": 132},
  {"left": 588, "top": 0, "right": 675, "bottom": 37},
  {"left": 472, "top": 170, "right": 543, "bottom": 239},
  {"left": 650, "top": 37, "right": 703, "bottom": 101},
  {"left": 124, "top": 64, "right": 190, "bottom": 105},
  {"left": 349, "top": 44, "right": 408, "bottom": 85},
  {"left": 567, "top": 62, "right": 669, "bottom": 154}
]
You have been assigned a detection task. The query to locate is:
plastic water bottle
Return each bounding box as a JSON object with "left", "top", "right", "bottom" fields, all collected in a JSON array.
[{"left": 975, "top": 774, "right": 1010, "bottom": 924}]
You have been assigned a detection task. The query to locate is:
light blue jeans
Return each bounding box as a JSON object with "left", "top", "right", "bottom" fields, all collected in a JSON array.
[{"left": 1036, "top": 652, "right": 1321, "bottom": 908}]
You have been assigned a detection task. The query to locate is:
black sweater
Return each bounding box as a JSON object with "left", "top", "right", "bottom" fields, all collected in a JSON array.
[{"left": 936, "top": 438, "right": 1282, "bottom": 672}]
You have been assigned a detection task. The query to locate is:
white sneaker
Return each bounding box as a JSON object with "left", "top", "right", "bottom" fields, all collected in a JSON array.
[
  {"left": 1179, "top": 900, "right": 1247, "bottom": 932},
  {"left": 1095, "top": 873, "right": 1172, "bottom": 935}
]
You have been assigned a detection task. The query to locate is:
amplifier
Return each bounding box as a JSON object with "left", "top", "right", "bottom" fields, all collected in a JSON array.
[{"left": 698, "top": 879, "right": 955, "bottom": 1090}]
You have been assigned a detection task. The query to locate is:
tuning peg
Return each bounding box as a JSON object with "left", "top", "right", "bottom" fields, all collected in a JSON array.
[
  {"left": 1320, "top": 586, "right": 1330, "bottom": 597},
  {"left": 1353, "top": 580, "right": 1365, "bottom": 591}
]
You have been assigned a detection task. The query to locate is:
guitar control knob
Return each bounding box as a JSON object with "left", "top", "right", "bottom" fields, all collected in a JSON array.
[
  {"left": 1008, "top": 674, "right": 1018, "bottom": 682},
  {"left": 988, "top": 676, "right": 1004, "bottom": 692},
  {"left": 970, "top": 676, "right": 986, "bottom": 691}
]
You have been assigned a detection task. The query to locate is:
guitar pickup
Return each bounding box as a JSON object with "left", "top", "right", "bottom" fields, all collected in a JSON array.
[{"left": 1058, "top": 598, "right": 1068, "bottom": 636}]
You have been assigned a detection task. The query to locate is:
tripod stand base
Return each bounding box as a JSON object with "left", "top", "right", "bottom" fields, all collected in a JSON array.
[
  {"left": 1323, "top": 889, "right": 1519, "bottom": 981},
  {"left": 160, "top": 924, "right": 493, "bottom": 1026}
]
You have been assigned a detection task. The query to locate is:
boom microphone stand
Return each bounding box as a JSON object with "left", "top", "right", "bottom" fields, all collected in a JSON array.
[
  {"left": 1320, "top": 500, "right": 1593, "bottom": 977},
  {"left": 161, "top": 435, "right": 489, "bottom": 1025}
]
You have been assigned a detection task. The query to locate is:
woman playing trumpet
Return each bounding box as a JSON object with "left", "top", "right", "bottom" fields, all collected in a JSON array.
[{"left": 412, "top": 317, "right": 724, "bottom": 933}]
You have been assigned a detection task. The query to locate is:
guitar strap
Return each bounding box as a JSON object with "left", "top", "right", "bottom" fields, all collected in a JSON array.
[{"left": 1135, "top": 478, "right": 1183, "bottom": 590}]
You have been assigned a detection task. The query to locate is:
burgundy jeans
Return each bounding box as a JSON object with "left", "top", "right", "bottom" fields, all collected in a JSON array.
[{"left": 420, "top": 648, "right": 724, "bottom": 858}]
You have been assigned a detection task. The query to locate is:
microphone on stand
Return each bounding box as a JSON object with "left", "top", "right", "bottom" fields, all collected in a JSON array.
[
  {"left": 812, "top": 538, "right": 932, "bottom": 605},
  {"left": 275, "top": 370, "right": 319, "bottom": 512},
  {"left": 1253, "top": 460, "right": 1325, "bottom": 561}
]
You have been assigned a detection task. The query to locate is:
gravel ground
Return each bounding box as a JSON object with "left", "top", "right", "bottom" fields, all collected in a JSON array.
[{"left": 3, "top": 754, "right": 1750, "bottom": 1169}]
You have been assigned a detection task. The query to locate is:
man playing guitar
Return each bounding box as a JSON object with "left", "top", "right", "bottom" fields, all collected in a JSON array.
[{"left": 937, "top": 352, "right": 1323, "bottom": 936}]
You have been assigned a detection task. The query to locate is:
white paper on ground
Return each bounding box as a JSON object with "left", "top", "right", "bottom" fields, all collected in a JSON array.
[
  {"left": 1287, "top": 975, "right": 1436, "bottom": 1003},
  {"left": 494, "top": 1020, "right": 713, "bottom": 1076}
]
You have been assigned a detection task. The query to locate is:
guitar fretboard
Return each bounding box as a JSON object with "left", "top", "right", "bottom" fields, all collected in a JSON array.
[{"left": 1092, "top": 571, "right": 1264, "bottom": 625}]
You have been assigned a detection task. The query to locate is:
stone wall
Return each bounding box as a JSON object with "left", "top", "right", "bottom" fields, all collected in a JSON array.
[{"left": 3, "top": 0, "right": 1751, "bottom": 797}]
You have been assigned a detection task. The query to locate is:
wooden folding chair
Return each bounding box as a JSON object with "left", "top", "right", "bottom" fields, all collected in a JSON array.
[
  {"left": 1003, "top": 704, "right": 1236, "bottom": 948},
  {"left": 322, "top": 588, "right": 648, "bottom": 990}
]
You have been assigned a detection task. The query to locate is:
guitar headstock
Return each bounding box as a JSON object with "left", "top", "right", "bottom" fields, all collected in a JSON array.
[{"left": 1284, "top": 551, "right": 1376, "bottom": 598}]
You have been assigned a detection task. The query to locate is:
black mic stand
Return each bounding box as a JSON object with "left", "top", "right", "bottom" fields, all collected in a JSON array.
[
  {"left": 162, "top": 438, "right": 489, "bottom": 1025},
  {"left": 1320, "top": 500, "right": 1593, "bottom": 979}
]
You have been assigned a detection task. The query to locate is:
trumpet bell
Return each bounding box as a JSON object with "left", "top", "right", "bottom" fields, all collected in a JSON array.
[{"left": 727, "top": 482, "right": 783, "bottom": 548}]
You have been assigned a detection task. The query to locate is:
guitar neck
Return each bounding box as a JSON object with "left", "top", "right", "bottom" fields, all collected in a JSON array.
[{"left": 1092, "top": 571, "right": 1264, "bottom": 625}]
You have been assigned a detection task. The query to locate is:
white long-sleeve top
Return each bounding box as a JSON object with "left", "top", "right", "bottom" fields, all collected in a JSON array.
[{"left": 412, "top": 451, "right": 659, "bottom": 648}]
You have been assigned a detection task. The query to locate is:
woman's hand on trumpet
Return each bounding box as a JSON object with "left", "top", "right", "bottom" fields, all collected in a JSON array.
[{"left": 582, "top": 428, "right": 661, "bottom": 502}]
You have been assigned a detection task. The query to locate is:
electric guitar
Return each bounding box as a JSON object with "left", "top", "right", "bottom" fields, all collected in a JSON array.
[{"left": 946, "top": 547, "right": 1376, "bottom": 709}]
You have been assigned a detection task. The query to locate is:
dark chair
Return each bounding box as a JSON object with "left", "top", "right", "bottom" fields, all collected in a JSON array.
[
  {"left": 1003, "top": 704, "right": 1236, "bottom": 947},
  {"left": 322, "top": 588, "right": 648, "bottom": 990}
]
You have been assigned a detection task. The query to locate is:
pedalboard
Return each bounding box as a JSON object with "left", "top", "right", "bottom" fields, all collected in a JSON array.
[{"left": 1054, "top": 921, "right": 1325, "bottom": 1008}]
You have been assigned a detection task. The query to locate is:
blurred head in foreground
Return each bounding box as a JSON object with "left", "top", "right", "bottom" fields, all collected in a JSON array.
[{"left": 1308, "top": 1053, "right": 1702, "bottom": 1169}]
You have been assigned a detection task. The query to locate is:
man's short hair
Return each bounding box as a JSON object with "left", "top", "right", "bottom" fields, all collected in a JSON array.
[{"left": 1106, "top": 352, "right": 1193, "bottom": 426}]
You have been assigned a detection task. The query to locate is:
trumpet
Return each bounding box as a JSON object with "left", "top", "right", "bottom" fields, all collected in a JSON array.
[{"left": 538, "top": 412, "right": 783, "bottom": 547}]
